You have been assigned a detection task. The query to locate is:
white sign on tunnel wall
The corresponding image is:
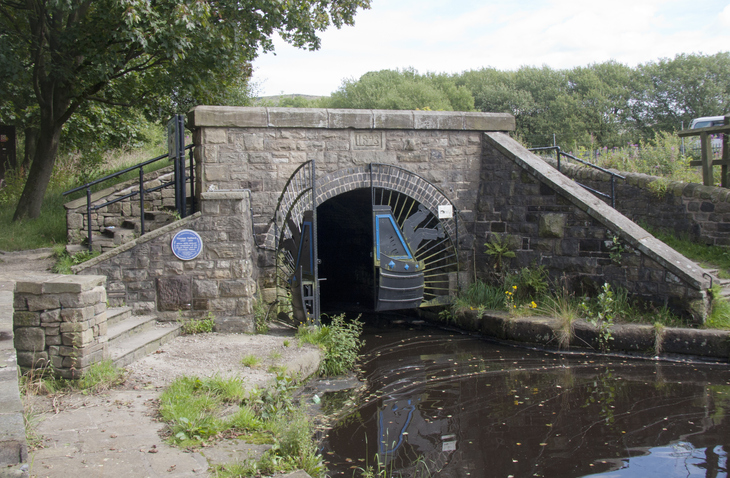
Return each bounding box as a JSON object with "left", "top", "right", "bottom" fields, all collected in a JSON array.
[{"left": 438, "top": 205, "right": 453, "bottom": 219}]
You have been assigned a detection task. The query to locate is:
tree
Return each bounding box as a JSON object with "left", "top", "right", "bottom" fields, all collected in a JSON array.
[
  {"left": 0, "top": 0, "right": 369, "bottom": 220},
  {"left": 326, "top": 68, "right": 474, "bottom": 111}
]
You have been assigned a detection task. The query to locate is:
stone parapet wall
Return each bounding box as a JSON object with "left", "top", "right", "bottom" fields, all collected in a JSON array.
[
  {"left": 546, "top": 158, "right": 730, "bottom": 247},
  {"left": 64, "top": 165, "right": 177, "bottom": 245},
  {"left": 481, "top": 133, "right": 709, "bottom": 321},
  {"left": 10, "top": 274, "right": 108, "bottom": 379},
  {"left": 74, "top": 191, "right": 257, "bottom": 333}
]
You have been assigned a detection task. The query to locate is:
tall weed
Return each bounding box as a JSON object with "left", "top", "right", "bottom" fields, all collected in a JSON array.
[{"left": 296, "top": 314, "right": 363, "bottom": 377}]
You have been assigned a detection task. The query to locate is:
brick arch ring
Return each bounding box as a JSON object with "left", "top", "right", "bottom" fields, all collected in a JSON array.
[{"left": 265, "top": 163, "right": 461, "bottom": 250}]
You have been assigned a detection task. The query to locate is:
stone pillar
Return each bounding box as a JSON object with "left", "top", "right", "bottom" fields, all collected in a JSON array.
[{"left": 12, "top": 274, "right": 108, "bottom": 379}]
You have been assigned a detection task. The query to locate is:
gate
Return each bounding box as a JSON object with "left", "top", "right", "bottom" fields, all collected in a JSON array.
[
  {"left": 273, "top": 161, "right": 319, "bottom": 324},
  {"left": 272, "top": 162, "right": 459, "bottom": 324}
]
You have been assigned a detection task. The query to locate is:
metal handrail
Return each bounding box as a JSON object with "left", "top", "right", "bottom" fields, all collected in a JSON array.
[
  {"left": 529, "top": 145, "right": 625, "bottom": 208},
  {"left": 62, "top": 144, "right": 194, "bottom": 251}
]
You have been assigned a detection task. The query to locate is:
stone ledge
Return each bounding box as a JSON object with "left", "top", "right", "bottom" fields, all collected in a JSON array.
[
  {"left": 188, "top": 106, "right": 516, "bottom": 132},
  {"left": 438, "top": 309, "right": 730, "bottom": 361}
]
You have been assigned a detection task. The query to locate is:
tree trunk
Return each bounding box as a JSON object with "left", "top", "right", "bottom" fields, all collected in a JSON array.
[
  {"left": 12, "top": 122, "right": 62, "bottom": 221},
  {"left": 22, "top": 127, "right": 38, "bottom": 171}
]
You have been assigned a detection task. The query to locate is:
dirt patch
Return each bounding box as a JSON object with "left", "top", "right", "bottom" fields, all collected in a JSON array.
[{"left": 125, "top": 325, "right": 320, "bottom": 390}]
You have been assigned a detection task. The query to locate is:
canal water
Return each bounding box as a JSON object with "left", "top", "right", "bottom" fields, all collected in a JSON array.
[{"left": 320, "top": 322, "right": 730, "bottom": 478}]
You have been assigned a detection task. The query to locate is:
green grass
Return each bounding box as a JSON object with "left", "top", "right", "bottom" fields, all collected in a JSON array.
[
  {"left": 178, "top": 313, "right": 216, "bottom": 335},
  {"left": 160, "top": 374, "right": 325, "bottom": 477},
  {"left": 240, "top": 354, "right": 261, "bottom": 368},
  {"left": 706, "top": 285, "right": 730, "bottom": 330},
  {"left": 0, "top": 188, "right": 68, "bottom": 251},
  {"left": 649, "top": 227, "right": 730, "bottom": 277},
  {"left": 453, "top": 280, "right": 505, "bottom": 311},
  {"left": 20, "top": 359, "right": 126, "bottom": 396},
  {"left": 0, "top": 130, "right": 167, "bottom": 252},
  {"left": 51, "top": 246, "right": 100, "bottom": 274}
]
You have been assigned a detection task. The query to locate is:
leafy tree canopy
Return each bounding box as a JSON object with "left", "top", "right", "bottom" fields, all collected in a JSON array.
[
  {"left": 329, "top": 54, "right": 730, "bottom": 149},
  {"left": 325, "top": 67, "right": 474, "bottom": 111},
  {"left": 0, "top": 0, "right": 370, "bottom": 220}
]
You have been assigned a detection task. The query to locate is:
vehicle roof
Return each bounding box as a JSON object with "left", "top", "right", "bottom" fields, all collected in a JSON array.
[{"left": 692, "top": 116, "right": 725, "bottom": 122}]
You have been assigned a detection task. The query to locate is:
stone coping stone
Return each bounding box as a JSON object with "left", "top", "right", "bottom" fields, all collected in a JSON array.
[
  {"left": 484, "top": 132, "right": 709, "bottom": 291},
  {"left": 188, "top": 106, "right": 516, "bottom": 132},
  {"left": 6, "top": 273, "right": 106, "bottom": 295},
  {"left": 448, "top": 309, "right": 730, "bottom": 361}
]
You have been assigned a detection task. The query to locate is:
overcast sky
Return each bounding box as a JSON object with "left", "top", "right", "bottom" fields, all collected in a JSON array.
[{"left": 251, "top": 0, "right": 730, "bottom": 97}]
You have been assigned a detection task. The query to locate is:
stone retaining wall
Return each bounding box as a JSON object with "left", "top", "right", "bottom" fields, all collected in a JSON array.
[
  {"left": 481, "top": 133, "right": 709, "bottom": 321},
  {"left": 188, "top": 106, "right": 515, "bottom": 287},
  {"left": 74, "top": 191, "right": 258, "bottom": 333},
  {"left": 548, "top": 158, "right": 730, "bottom": 247},
  {"left": 11, "top": 274, "right": 108, "bottom": 379}
]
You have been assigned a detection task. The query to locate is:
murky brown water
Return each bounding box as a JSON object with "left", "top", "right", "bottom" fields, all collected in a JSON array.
[{"left": 321, "top": 324, "right": 730, "bottom": 478}]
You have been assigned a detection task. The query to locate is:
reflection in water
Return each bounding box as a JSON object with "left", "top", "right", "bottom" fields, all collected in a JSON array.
[{"left": 322, "top": 326, "right": 730, "bottom": 478}]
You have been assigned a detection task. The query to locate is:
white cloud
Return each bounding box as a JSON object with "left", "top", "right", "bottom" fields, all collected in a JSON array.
[
  {"left": 721, "top": 3, "right": 730, "bottom": 26},
  {"left": 252, "top": 0, "right": 730, "bottom": 96}
]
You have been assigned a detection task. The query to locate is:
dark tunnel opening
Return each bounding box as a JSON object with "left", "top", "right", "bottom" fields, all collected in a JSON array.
[{"left": 317, "top": 189, "right": 375, "bottom": 313}]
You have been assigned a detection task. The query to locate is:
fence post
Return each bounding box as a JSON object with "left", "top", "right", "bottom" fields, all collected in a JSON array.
[
  {"left": 720, "top": 114, "right": 730, "bottom": 188},
  {"left": 701, "top": 132, "right": 713, "bottom": 186}
]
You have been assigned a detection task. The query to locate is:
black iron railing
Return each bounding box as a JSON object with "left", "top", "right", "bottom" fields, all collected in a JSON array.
[
  {"left": 529, "top": 145, "right": 625, "bottom": 208},
  {"left": 62, "top": 144, "right": 195, "bottom": 251}
]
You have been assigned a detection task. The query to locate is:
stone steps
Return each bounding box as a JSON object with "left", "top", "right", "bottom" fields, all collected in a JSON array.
[
  {"left": 699, "top": 267, "right": 730, "bottom": 299},
  {"left": 67, "top": 209, "right": 180, "bottom": 254},
  {"left": 106, "top": 307, "right": 181, "bottom": 368}
]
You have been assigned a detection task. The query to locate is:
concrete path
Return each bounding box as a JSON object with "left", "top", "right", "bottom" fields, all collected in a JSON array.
[
  {"left": 30, "top": 390, "right": 207, "bottom": 478},
  {"left": 25, "top": 328, "right": 322, "bottom": 478}
]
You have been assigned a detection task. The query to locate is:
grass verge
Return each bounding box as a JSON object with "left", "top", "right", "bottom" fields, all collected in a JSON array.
[
  {"left": 159, "top": 373, "right": 325, "bottom": 477},
  {"left": 0, "top": 133, "right": 166, "bottom": 252}
]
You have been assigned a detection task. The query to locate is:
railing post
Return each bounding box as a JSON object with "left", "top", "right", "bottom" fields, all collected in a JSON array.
[
  {"left": 188, "top": 146, "right": 195, "bottom": 214},
  {"left": 557, "top": 147, "right": 561, "bottom": 172},
  {"left": 611, "top": 176, "right": 616, "bottom": 208},
  {"left": 86, "top": 188, "right": 92, "bottom": 252},
  {"left": 311, "top": 157, "right": 320, "bottom": 326},
  {"left": 139, "top": 167, "right": 146, "bottom": 235},
  {"left": 720, "top": 115, "right": 730, "bottom": 188}
]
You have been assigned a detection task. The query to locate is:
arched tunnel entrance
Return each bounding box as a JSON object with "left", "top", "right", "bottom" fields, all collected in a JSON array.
[
  {"left": 317, "top": 189, "right": 374, "bottom": 313},
  {"left": 272, "top": 163, "right": 460, "bottom": 324}
]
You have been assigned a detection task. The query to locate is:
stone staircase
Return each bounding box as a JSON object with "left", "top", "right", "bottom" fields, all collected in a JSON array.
[
  {"left": 67, "top": 209, "right": 178, "bottom": 254},
  {"left": 701, "top": 266, "right": 730, "bottom": 300},
  {"left": 107, "top": 306, "right": 181, "bottom": 368}
]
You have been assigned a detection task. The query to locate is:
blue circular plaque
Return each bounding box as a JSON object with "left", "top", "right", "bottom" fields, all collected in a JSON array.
[{"left": 171, "top": 230, "right": 203, "bottom": 261}]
